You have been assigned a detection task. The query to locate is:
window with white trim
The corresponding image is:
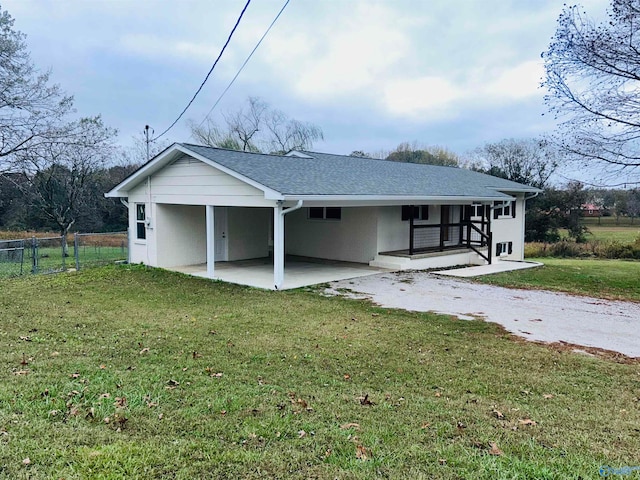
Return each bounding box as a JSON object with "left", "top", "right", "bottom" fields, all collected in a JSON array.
[
  {"left": 496, "top": 241, "right": 513, "bottom": 256},
  {"left": 401, "top": 205, "right": 429, "bottom": 221},
  {"left": 470, "top": 204, "right": 484, "bottom": 218},
  {"left": 308, "top": 207, "right": 342, "bottom": 220},
  {"left": 136, "top": 204, "right": 146, "bottom": 240},
  {"left": 493, "top": 200, "right": 516, "bottom": 219}
]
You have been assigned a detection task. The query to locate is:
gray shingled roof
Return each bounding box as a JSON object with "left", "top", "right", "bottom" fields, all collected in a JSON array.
[{"left": 179, "top": 143, "right": 539, "bottom": 198}]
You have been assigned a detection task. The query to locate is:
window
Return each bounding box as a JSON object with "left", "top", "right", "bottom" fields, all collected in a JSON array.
[
  {"left": 493, "top": 200, "right": 516, "bottom": 219},
  {"left": 308, "top": 207, "right": 341, "bottom": 220},
  {"left": 401, "top": 205, "right": 429, "bottom": 221},
  {"left": 136, "top": 204, "right": 146, "bottom": 240},
  {"left": 496, "top": 241, "right": 513, "bottom": 256},
  {"left": 470, "top": 204, "right": 484, "bottom": 218}
]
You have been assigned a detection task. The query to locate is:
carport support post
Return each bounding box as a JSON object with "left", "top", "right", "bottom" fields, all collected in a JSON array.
[
  {"left": 273, "top": 204, "right": 285, "bottom": 289},
  {"left": 206, "top": 205, "right": 215, "bottom": 278}
]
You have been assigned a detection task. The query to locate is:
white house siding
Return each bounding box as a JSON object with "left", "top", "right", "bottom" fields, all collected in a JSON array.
[
  {"left": 491, "top": 196, "right": 526, "bottom": 261},
  {"left": 285, "top": 207, "right": 378, "bottom": 263},
  {"left": 376, "top": 206, "right": 409, "bottom": 253},
  {"left": 155, "top": 204, "right": 206, "bottom": 267},
  {"left": 227, "top": 207, "right": 270, "bottom": 261},
  {"left": 147, "top": 155, "right": 273, "bottom": 207}
]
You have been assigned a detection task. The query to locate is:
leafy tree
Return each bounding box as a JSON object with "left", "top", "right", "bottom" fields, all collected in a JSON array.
[
  {"left": 542, "top": 0, "right": 640, "bottom": 184},
  {"left": 188, "top": 97, "right": 323, "bottom": 154},
  {"left": 471, "top": 138, "right": 557, "bottom": 189},
  {"left": 0, "top": 7, "right": 73, "bottom": 171},
  {"left": 386, "top": 141, "right": 460, "bottom": 166}
]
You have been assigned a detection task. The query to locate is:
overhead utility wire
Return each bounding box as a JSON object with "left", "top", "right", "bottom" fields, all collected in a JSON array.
[
  {"left": 194, "top": 0, "right": 291, "bottom": 131},
  {"left": 152, "top": 0, "right": 252, "bottom": 141}
]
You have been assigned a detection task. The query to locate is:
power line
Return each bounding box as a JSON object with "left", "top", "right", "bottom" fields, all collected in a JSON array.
[
  {"left": 193, "top": 0, "right": 291, "bottom": 133},
  {"left": 152, "top": 0, "right": 252, "bottom": 142}
]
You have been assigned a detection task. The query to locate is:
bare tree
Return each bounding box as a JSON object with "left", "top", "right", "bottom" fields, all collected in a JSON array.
[
  {"left": 188, "top": 96, "right": 323, "bottom": 154},
  {"left": 470, "top": 138, "right": 558, "bottom": 189},
  {"left": 0, "top": 7, "right": 73, "bottom": 171},
  {"left": 542, "top": 0, "right": 640, "bottom": 184},
  {"left": 11, "top": 117, "right": 116, "bottom": 253}
]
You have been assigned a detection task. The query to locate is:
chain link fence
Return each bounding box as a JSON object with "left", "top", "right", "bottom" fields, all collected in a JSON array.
[{"left": 0, "top": 231, "right": 128, "bottom": 279}]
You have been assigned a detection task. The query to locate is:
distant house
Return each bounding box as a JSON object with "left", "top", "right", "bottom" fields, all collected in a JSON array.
[
  {"left": 106, "top": 143, "right": 540, "bottom": 290},
  {"left": 581, "top": 203, "right": 602, "bottom": 217}
]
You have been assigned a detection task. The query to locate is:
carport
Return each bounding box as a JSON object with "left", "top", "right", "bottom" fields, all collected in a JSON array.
[{"left": 169, "top": 256, "right": 390, "bottom": 290}]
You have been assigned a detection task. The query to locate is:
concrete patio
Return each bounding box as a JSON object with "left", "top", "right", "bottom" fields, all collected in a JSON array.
[{"left": 169, "top": 256, "right": 391, "bottom": 290}]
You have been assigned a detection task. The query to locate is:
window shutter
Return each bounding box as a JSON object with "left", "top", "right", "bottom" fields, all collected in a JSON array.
[
  {"left": 511, "top": 201, "right": 516, "bottom": 218},
  {"left": 496, "top": 242, "right": 502, "bottom": 256},
  {"left": 493, "top": 201, "right": 499, "bottom": 219},
  {"left": 508, "top": 242, "right": 513, "bottom": 254}
]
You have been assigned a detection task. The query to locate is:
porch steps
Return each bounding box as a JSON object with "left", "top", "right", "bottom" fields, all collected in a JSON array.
[{"left": 369, "top": 248, "right": 489, "bottom": 271}]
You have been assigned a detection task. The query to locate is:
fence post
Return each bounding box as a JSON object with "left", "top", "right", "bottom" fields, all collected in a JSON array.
[
  {"left": 61, "top": 235, "right": 66, "bottom": 271},
  {"left": 31, "top": 236, "right": 38, "bottom": 274},
  {"left": 74, "top": 233, "right": 80, "bottom": 271}
]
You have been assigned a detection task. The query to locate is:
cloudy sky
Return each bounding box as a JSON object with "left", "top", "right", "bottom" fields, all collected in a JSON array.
[{"left": 4, "top": 0, "right": 610, "bottom": 160}]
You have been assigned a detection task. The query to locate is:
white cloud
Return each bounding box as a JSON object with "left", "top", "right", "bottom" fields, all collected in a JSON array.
[
  {"left": 383, "top": 76, "right": 462, "bottom": 118},
  {"left": 482, "top": 60, "right": 544, "bottom": 101}
]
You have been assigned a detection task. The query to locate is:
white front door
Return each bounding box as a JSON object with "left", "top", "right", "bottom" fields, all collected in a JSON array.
[{"left": 214, "top": 207, "right": 228, "bottom": 261}]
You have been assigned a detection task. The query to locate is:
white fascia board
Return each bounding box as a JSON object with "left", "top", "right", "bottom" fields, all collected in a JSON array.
[{"left": 486, "top": 185, "right": 542, "bottom": 194}]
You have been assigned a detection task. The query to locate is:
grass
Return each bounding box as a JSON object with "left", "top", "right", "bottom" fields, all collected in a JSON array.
[
  {"left": 1, "top": 265, "right": 639, "bottom": 478},
  {"left": 475, "top": 258, "right": 640, "bottom": 302},
  {"left": 584, "top": 225, "right": 640, "bottom": 244}
]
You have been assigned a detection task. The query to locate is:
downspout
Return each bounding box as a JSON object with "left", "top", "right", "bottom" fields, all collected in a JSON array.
[{"left": 274, "top": 200, "right": 304, "bottom": 289}]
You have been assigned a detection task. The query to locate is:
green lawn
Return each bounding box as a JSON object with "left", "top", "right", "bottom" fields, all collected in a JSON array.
[
  {"left": 585, "top": 225, "right": 640, "bottom": 243},
  {"left": 475, "top": 258, "right": 640, "bottom": 302},
  {"left": 1, "top": 265, "right": 639, "bottom": 479}
]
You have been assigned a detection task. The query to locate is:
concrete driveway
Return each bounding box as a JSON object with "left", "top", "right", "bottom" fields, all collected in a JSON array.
[{"left": 327, "top": 271, "right": 640, "bottom": 358}]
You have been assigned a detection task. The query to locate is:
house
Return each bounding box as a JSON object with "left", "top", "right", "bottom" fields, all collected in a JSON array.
[
  {"left": 106, "top": 143, "right": 541, "bottom": 290},
  {"left": 581, "top": 203, "right": 602, "bottom": 217}
]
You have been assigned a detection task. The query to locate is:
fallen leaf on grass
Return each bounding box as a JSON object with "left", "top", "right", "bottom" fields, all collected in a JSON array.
[
  {"left": 434, "top": 391, "right": 442, "bottom": 398},
  {"left": 343, "top": 374, "right": 351, "bottom": 381},
  {"left": 22, "top": 458, "right": 30, "bottom": 466},
  {"left": 139, "top": 347, "right": 150, "bottom": 354},
  {"left": 543, "top": 394, "right": 554, "bottom": 399},
  {"left": 99, "top": 393, "right": 111, "bottom": 400},
  {"left": 519, "top": 418, "right": 537, "bottom": 426},
  {"left": 438, "top": 458, "right": 447, "bottom": 465},
  {"left": 298, "top": 430, "right": 306, "bottom": 438},
  {"left": 420, "top": 422, "right": 431, "bottom": 429},
  {"left": 488, "top": 442, "right": 503, "bottom": 456},
  {"left": 492, "top": 409, "right": 504, "bottom": 419},
  {"left": 114, "top": 397, "right": 127, "bottom": 408},
  {"left": 192, "top": 351, "right": 202, "bottom": 359},
  {"left": 13, "top": 370, "right": 29, "bottom": 376},
  {"left": 355, "top": 444, "right": 369, "bottom": 460},
  {"left": 99, "top": 364, "right": 106, "bottom": 370},
  {"left": 340, "top": 422, "right": 360, "bottom": 430},
  {"left": 69, "top": 372, "right": 80, "bottom": 379},
  {"left": 166, "top": 379, "right": 179, "bottom": 389},
  {"left": 19, "top": 336, "right": 31, "bottom": 342}
]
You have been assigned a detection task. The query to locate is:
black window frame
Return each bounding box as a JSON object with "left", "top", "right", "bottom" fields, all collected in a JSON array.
[
  {"left": 401, "top": 205, "right": 429, "bottom": 221},
  {"left": 136, "top": 203, "right": 146, "bottom": 240},
  {"left": 308, "top": 207, "right": 342, "bottom": 221}
]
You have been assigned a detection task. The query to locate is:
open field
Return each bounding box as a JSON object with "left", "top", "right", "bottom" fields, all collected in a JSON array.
[
  {"left": 475, "top": 258, "right": 640, "bottom": 302},
  {"left": 1, "top": 265, "right": 639, "bottom": 478}
]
